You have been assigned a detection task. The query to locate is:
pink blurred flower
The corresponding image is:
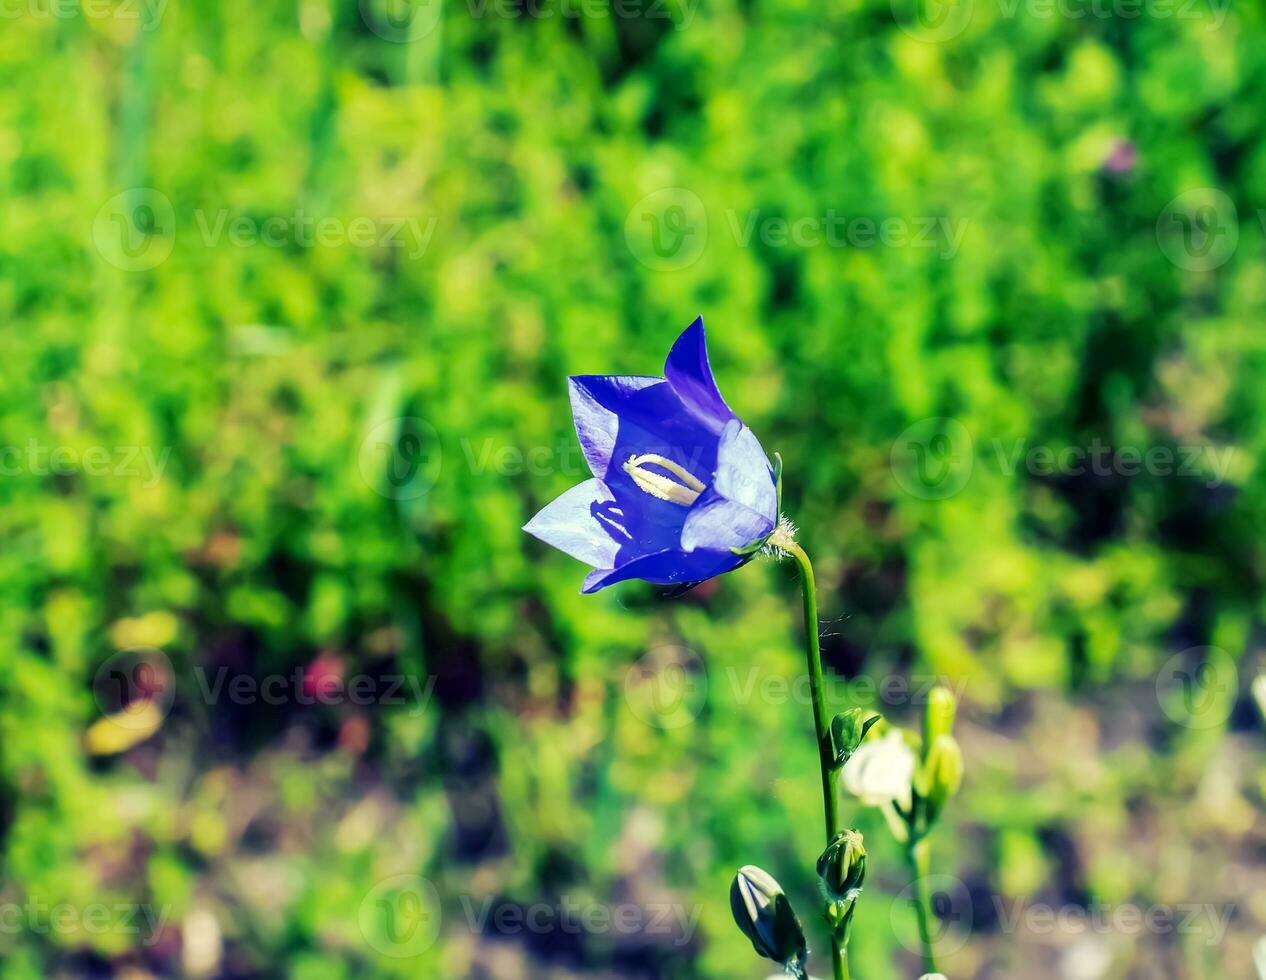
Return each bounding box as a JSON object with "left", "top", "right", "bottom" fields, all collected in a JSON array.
[
  {"left": 1103, "top": 138, "right": 1138, "bottom": 175},
  {"left": 303, "top": 652, "right": 344, "bottom": 700}
]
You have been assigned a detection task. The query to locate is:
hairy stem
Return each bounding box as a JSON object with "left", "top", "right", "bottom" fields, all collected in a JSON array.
[{"left": 783, "top": 541, "right": 848, "bottom": 980}]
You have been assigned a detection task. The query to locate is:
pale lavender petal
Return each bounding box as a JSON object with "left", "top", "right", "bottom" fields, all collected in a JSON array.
[
  {"left": 523, "top": 478, "right": 628, "bottom": 569},
  {"left": 714, "top": 420, "right": 777, "bottom": 523},
  {"left": 567, "top": 375, "right": 662, "bottom": 479},
  {"left": 680, "top": 489, "right": 773, "bottom": 553}
]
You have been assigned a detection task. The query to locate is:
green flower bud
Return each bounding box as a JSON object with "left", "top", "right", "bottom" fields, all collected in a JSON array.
[
  {"left": 730, "top": 866, "right": 808, "bottom": 976},
  {"left": 830, "top": 709, "right": 881, "bottom": 767},
  {"left": 922, "top": 733, "right": 964, "bottom": 824},
  {"left": 924, "top": 686, "right": 957, "bottom": 747},
  {"left": 816, "top": 830, "right": 867, "bottom": 905}
]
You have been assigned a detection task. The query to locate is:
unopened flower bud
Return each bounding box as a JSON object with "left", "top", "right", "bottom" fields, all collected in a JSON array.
[
  {"left": 831, "top": 709, "right": 881, "bottom": 767},
  {"left": 922, "top": 733, "right": 964, "bottom": 823},
  {"left": 842, "top": 729, "right": 916, "bottom": 810},
  {"left": 730, "top": 866, "right": 808, "bottom": 976},
  {"left": 924, "top": 686, "right": 957, "bottom": 746},
  {"left": 816, "top": 830, "right": 867, "bottom": 905}
]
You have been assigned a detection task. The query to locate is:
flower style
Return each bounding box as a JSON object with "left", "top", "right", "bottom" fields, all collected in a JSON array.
[{"left": 524, "top": 317, "right": 779, "bottom": 593}]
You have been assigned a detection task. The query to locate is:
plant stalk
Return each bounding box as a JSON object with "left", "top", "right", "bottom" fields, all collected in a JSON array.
[
  {"left": 783, "top": 541, "right": 848, "bottom": 980},
  {"left": 906, "top": 837, "right": 939, "bottom": 974}
]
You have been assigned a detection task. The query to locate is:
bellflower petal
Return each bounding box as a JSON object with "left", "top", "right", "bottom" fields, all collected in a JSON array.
[
  {"left": 566, "top": 375, "right": 662, "bottom": 479},
  {"left": 714, "top": 420, "right": 778, "bottom": 522},
  {"left": 568, "top": 375, "right": 719, "bottom": 483},
  {"left": 663, "top": 316, "right": 737, "bottom": 433},
  {"left": 681, "top": 490, "right": 774, "bottom": 554},
  {"left": 522, "top": 478, "right": 628, "bottom": 568},
  {"left": 525, "top": 317, "right": 779, "bottom": 593},
  {"left": 581, "top": 547, "right": 745, "bottom": 594},
  {"left": 680, "top": 422, "right": 776, "bottom": 553}
]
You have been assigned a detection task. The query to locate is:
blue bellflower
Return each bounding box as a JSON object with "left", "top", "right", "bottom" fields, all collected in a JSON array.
[{"left": 524, "top": 317, "right": 780, "bottom": 593}]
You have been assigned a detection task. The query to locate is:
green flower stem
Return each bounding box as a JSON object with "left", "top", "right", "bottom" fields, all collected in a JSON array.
[
  {"left": 905, "top": 837, "right": 938, "bottom": 974},
  {"left": 783, "top": 541, "right": 848, "bottom": 980}
]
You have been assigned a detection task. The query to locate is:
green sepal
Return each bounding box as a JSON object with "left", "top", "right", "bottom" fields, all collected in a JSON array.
[{"left": 830, "top": 709, "right": 881, "bottom": 768}]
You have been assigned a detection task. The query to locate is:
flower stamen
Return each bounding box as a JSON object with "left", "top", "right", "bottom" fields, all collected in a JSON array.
[{"left": 623, "top": 453, "right": 705, "bottom": 507}]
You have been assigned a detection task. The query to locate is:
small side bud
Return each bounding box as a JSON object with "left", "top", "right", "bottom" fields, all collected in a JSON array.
[
  {"left": 816, "top": 830, "right": 867, "bottom": 906},
  {"left": 922, "top": 733, "right": 964, "bottom": 824},
  {"left": 831, "top": 709, "right": 881, "bottom": 767},
  {"left": 924, "top": 686, "right": 957, "bottom": 747},
  {"left": 730, "top": 866, "right": 808, "bottom": 977}
]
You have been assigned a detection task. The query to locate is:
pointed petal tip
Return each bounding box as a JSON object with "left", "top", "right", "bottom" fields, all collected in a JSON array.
[
  {"left": 521, "top": 507, "right": 550, "bottom": 538},
  {"left": 663, "top": 315, "right": 735, "bottom": 431},
  {"left": 580, "top": 569, "right": 611, "bottom": 594},
  {"left": 666, "top": 315, "right": 708, "bottom": 365}
]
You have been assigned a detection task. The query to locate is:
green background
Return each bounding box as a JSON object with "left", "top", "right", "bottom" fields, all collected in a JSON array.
[{"left": 0, "top": 0, "right": 1263, "bottom": 976}]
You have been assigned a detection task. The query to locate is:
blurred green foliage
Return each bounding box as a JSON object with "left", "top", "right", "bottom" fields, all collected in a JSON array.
[{"left": 0, "top": 0, "right": 1264, "bottom": 976}]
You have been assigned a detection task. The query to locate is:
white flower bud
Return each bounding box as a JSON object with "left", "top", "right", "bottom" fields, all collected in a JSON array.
[{"left": 842, "top": 729, "right": 916, "bottom": 810}]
